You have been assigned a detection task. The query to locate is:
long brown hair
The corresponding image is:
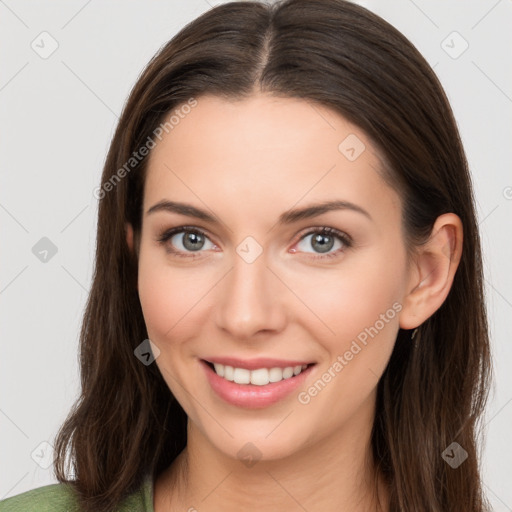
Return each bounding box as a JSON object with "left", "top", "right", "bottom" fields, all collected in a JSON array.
[{"left": 53, "top": 1, "right": 493, "bottom": 510}]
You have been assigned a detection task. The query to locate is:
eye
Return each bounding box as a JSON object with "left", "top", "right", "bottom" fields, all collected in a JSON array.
[
  {"left": 157, "top": 225, "right": 352, "bottom": 260},
  {"left": 157, "top": 226, "right": 216, "bottom": 258},
  {"left": 293, "top": 227, "right": 352, "bottom": 259}
]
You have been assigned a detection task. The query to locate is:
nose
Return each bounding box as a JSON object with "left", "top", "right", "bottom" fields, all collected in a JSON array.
[{"left": 214, "top": 248, "right": 287, "bottom": 340}]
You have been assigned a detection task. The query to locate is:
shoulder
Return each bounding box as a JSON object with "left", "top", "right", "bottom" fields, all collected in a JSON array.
[
  {"left": 0, "top": 481, "right": 80, "bottom": 512},
  {"left": 0, "top": 473, "right": 154, "bottom": 512}
]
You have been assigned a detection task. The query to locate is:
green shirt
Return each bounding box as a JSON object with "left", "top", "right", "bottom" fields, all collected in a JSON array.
[{"left": 0, "top": 473, "right": 154, "bottom": 512}]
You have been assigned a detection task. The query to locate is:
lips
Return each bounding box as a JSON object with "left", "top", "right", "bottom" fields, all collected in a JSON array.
[{"left": 200, "top": 357, "right": 317, "bottom": 408}]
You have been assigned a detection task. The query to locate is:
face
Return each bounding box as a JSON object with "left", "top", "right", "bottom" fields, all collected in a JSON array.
[{"left": 133, "top": 93, "right": 413, "bottom": 462}]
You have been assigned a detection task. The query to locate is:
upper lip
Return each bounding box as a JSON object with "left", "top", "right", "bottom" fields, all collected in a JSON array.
[{"left": 202, "top": 357, "right": 315, "bottom": 370}]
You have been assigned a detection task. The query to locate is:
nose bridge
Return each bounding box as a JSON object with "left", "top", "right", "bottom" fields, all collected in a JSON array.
[{"left": 215, "top": 245, "right": 285, "bottom": 338}]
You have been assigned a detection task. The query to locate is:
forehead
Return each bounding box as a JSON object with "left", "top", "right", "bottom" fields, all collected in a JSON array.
[{"left": 143, "top": 93, "right": 400, "bottom": 226}]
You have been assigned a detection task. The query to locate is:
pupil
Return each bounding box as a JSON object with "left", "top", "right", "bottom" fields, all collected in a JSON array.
[
  {"left": 181, "top": 232, "right": 334, "bottom": 253},
  {"left": 183, "top": 232, "right": 204, "bottom": 251},
  {"left": 312, "top": 233, "right": 333, "bottom": 253}
]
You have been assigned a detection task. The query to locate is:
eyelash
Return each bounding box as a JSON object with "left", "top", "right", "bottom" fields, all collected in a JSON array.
[{"left": 156, "top": 225, "right": 352, "bottom": 260}]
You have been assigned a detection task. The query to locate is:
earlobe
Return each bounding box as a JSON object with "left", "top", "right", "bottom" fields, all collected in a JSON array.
[{"left": 399, "top": 213, "right": 463, "bottom": 330}]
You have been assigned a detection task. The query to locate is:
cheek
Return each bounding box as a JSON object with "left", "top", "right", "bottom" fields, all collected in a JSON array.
[
  {"left": 137, "top": 249, "right": 214, "bottom": 347},
  {"left": 137, "top": 245, "right": 182, "bottom": 343},
  {"left": 292, "top": 254, "right": 405, "bottom": 426},
  {"left": 290, "top": 248, "right": 406, "bottom": 362}
]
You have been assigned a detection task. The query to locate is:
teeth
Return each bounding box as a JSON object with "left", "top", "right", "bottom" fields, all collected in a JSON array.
[
  {"left": 214, "top": 363, "right": 225, "bottom": 377},
  {"left": 211, "top": 363, "right": 309, "bottom": 386}
]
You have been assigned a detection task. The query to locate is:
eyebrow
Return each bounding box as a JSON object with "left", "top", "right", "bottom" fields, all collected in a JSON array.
[{"left": 146, "top": 199, "right": 372, "bottom": 224}]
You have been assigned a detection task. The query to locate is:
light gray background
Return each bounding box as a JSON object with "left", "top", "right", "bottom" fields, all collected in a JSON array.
[{"left": 1, "top": 0, "right": 511, "bottom": 509}]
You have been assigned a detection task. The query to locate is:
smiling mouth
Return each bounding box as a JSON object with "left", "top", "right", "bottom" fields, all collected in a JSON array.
[{"left": 202, "top": 360, "right": 316, "bottom": 386}]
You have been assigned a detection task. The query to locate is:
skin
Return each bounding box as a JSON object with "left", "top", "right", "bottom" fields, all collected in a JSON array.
[{"left": 125, "top": 93, "right": 462, "bottom": 512}]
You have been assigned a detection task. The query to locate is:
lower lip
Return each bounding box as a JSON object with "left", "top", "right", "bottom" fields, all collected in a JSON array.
[{"left": 200, "top": 359, "right": 315, "bottom": 409}]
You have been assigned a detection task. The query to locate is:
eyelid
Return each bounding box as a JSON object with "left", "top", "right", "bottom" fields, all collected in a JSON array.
[
  {"left": 156, "top": 225, "right": 213, "bottom": 244},
  {"left": 295, "top": 226, "right": 352, "bottom": 245}
]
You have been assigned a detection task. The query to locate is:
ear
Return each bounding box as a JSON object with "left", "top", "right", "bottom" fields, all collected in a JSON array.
[
  {"left": 125, "top": 222, "right": 134, "bottom": 252},
  {"left": 399, "top": 213, "right": 463, "bottom": 330},
  {"left": 125, "top": 222, "right": 139, "bottom": 291}
]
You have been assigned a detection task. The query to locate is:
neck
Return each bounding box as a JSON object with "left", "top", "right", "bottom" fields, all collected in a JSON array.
[{"left": 155, "top": 402, "right": 389, "bottom": 512}]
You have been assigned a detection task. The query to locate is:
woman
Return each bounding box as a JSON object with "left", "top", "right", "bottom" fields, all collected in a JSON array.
[{"left": 0, "top": 0, "right": 492, "bottom": 511}]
